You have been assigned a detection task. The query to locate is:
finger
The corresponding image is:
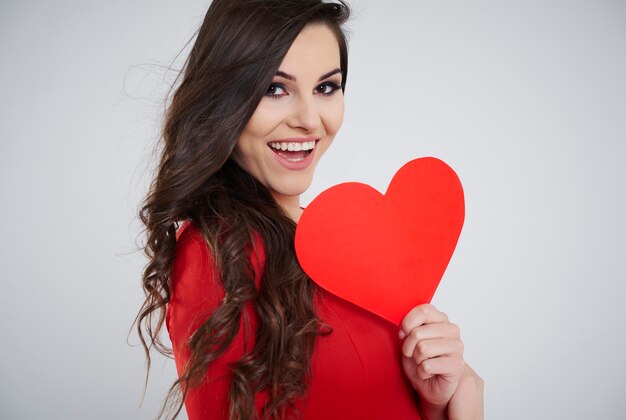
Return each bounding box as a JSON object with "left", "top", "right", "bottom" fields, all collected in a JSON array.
[
  {"left": 416, "top": 355, "right": 466, "bottom": 380},
  {"left": 401, "top": 323, "right": 461, "bottom": 358},
  {"left": 410, "top": 338, "right": 464, "bottom": 366},
  {"left": 399, "top": 304, "right": 449, "bottom": 338}
]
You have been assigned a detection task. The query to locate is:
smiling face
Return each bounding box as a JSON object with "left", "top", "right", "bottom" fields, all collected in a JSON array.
[{"left": 231, "top": 23, "right": 345, "bottom": 218}]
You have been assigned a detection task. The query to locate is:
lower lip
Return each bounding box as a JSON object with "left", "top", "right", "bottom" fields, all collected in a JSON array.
[{"left": 268, "top": 143, "right": 317, "bottom": 170}]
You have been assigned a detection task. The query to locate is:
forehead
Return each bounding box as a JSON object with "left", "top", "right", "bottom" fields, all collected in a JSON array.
[{"left": 279, "top": 24, "right": 341, "bottom": 74}]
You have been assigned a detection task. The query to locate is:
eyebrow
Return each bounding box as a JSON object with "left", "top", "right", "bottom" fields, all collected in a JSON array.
[{"left": 275, "top": 68, "right": 342, "bottom": 82}]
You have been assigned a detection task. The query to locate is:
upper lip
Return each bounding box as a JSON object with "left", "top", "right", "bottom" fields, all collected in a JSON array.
[{"left": 269, "top": 136, "right": 319, "bottom": 143}]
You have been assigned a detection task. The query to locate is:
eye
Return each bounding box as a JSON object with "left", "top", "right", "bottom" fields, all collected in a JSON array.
[
  {"left": 265, "top": 83, "right": 287, "bottom": 98},
  {"left": 316, "top": 81, "right": 341, "bottom": 96}
]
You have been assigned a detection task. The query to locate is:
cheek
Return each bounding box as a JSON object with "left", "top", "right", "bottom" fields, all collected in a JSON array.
[
  {"left": 322, "top": 100, "right": 345, "bottom": 134},
  {"left": 245, "top": 102, "right": 285, "bottom": 138}
]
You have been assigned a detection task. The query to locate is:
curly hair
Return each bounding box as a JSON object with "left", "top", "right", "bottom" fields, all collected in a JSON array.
[{"left": 134, "top": 1, "right": 350, "bottom": 418}]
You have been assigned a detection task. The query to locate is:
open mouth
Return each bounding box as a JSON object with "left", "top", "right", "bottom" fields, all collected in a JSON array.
[{"left": 268, "top": 140, "right": 317, "bottom": 163}]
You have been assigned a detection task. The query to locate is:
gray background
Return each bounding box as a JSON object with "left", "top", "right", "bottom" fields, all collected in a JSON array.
[{"left": 1, "top": 0, "right": 625, "bottom": 419}]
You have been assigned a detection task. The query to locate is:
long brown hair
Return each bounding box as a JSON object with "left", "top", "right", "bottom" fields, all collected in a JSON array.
[{"left": 135, "top": 0, "right": 350, "bottom": 418}]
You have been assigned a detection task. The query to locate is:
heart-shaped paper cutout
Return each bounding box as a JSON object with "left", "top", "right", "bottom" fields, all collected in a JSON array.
[{"left": 295, "top": 157, "right": 465, "bottom": 325}]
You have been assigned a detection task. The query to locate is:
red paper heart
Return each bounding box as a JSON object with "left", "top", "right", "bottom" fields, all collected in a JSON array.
[{"left": 295, "top": 157, "right": 465, "bottom": 325}]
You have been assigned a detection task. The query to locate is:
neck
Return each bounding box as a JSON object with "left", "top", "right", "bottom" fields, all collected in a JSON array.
[{"left": 272, "top": 193, "right": 303, "bottom": 223}]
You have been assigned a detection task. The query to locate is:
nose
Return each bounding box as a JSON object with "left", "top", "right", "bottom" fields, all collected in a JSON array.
[{"left": 286, "top": 94, "right": 322, "bottom": 132}]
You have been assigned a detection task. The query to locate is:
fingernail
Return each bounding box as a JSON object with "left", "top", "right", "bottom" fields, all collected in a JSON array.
[{"left": 398, "top": 329, "right": 406, "bottom": 339}]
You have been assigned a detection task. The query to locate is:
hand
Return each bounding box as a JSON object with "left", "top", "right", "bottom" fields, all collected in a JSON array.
[{"left": 399, "top": 304, "right": 483, "bottom": 419}]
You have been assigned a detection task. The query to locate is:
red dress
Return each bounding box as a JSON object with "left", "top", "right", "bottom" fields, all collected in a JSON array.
[{"left": 166, "top": 222, "right": 422, "bottom": 419}]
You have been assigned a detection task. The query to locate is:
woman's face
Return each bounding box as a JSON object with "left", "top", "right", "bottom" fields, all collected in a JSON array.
[{"left": 232, "top": 23, "right": 344, "bottom": 207}]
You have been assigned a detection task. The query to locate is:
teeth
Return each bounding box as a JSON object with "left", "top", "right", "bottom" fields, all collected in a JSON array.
[{"left": 269, "top": 141, "right": 316, "bottom": 151}]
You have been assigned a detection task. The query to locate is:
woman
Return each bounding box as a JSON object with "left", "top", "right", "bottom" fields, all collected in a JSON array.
[{"left": 136, "top": 0, "right": 484, "bottom": 418}]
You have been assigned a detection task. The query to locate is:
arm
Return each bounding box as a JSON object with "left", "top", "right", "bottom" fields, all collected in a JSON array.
[
  {"left": 399, "top": 304, "right": 484, "bottom": 420},
  {"left": 166, "top": 223, "right": 259, "bottom": 419}
]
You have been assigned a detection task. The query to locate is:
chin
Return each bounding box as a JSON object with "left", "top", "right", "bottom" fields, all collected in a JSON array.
[{"left": 272, "top": 176, "right": 313, "bottom": 197}]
